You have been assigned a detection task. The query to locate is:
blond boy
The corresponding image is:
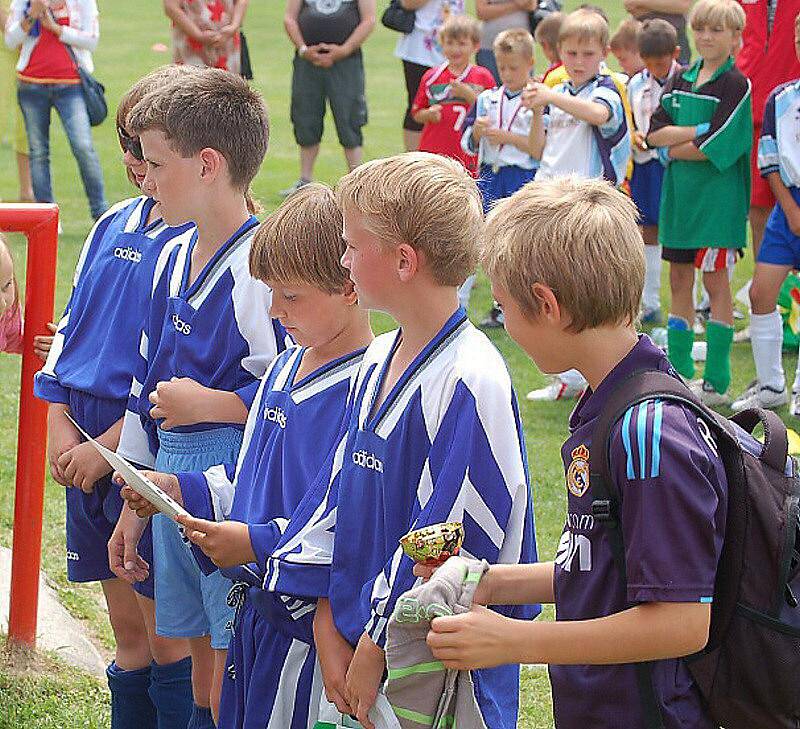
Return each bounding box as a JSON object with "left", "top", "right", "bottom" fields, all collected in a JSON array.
[
  {"left": 421, "top": 176, "right": 727, "bottom": 729},
  {"left": 261, "top": 152, "right": 538, "bottom": 729}
]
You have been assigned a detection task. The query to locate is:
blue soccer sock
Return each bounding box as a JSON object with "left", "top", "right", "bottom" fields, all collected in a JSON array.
[
  {"left": 188, "top": 703, "right": 215, "bottom": 729},
  {"left": 107, "top": 661, "right": 157, "bottom": 729},
  {"left": 148, "top": 656, "right": 193, "bottom": 729}
]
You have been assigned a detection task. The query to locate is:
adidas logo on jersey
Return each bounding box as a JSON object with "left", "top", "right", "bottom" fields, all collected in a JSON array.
[
  {"left": 264, "top": 406, "right": 287, "bottom": 429},
  {"left": 114, "top": 246, "right": 143, "bottom": 263},
  {"left": 352, "top": 449, "right": 384, "bottom": 473},
  {"left": 66, "top": 550, "right": 80, "bottom": 562},
  {"left": 172, "top": 314, "right": 192, "bottom": 335}
]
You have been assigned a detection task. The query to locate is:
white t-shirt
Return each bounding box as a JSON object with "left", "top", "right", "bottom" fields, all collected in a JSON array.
[
  {"left": 394, "top": 0, "right": 465, "bottom": 67},
  {"left": 480, "top": 2, "right": 528, "bottom": 50}
]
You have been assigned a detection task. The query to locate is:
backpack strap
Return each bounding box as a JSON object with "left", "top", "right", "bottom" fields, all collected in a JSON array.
[
  {"left": 587, "top": 370, "right": 737, "bottom": 729},
  {"left": 729, "top": 408, "right": 789, "bottom": 473}
]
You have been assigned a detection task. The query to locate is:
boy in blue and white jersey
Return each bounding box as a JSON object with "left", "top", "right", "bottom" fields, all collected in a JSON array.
[
  {"left": 35, "top": 66, "right": 198, "bottom": 729},
  {"left": 522, "top": 8, "right": 631, "bottom": 403},
  {"left": 118, "top": 184, "right": 374, "bottom": 729},
  {"left": 113, "top": 69, "right": 284, "bottom": 729},
  {"left": 626, "top": 19, "right": 681, "bottom": 324},
  {"left": 263, "top": 153, "right": 538, "bottom": 729},
  {"left": 732, "top": 15, "right": 800, "bottom": 416}
]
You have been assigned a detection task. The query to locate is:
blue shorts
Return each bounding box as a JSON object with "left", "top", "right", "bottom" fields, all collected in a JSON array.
[
  {"left": 477, "top": 164, "right": 536, "bottom": 213},
  {"left": 757, "top": 187, "right": 800, "bottom": 268},
  {"left": 630, "top": 158, "right": 664, "bottom": 227},
  {"left": 153, "top": 426, "right": 243, "bottom": 649},
  {"left": 65, "top": 390, "right": 154, "bottom": 598}
]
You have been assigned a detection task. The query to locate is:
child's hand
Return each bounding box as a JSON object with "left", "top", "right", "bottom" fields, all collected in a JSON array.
[
  {"left": 413, "top": 562, "right": 495, "bottom": 604},
  {"left": 482, "top": 127, "right": 507, "bottom": 144},
  {"left": 632, "top": 130, "right": 648, "bottom": 151},
  {"left": 33, "top": 322, "right": 57, "bottom": 362},
  {"left": 345, "top": 634, "right": 385, "bottom": 729},
  {"left": 148, "top": 377, "right": 209, "bottom": 430},
  {"left": 47, "top": 406, "right": 81, "bottom": 486},
  {"left": 58, "top": 441, "right": 112, "bottom": 493},
  {"left": 314, "top": 598, "right": 355, "bottom": 716},
  {"left": 427, "top": 605, "right": 515, "bottom": 670},
  {"left": 522, "top": 82, "right": 551, "bottom": 110},
  {"left": 107, "top": 507, "right": 150, "bottom": 584},
  {"left": 426, "top": 104, "right": 443, "bottom": 124},
  {"left": 450, "top": 80, "right": 477, "bottom": 106},
  {"left": 472, "top": 115, "right": 490, "bottom": 141},
  {"left": 117, "top": 470, "right": 182, "bottom": 519},
  {"left": 175, "top": 514, "right": 256, "bottom": 568}
]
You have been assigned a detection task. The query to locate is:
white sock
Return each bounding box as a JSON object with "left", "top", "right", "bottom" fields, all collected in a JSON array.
[
  {"left": 750, "top": 310, "right": 785, "bottom": 392},
  {"left": 558, "top": 369, "right": 587, "bottom": 390},
  {"left": 642, "top": 244, "right": 662, "bottom": 311}
]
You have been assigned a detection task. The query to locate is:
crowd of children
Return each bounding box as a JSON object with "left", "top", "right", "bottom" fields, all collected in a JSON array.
[{"left": 8, "top": 1, "right": 800, "bottom": 728}]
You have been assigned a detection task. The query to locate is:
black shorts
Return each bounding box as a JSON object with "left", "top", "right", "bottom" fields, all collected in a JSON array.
[{"left": 402, "top": 59, "right": 429, "bottom": 132}]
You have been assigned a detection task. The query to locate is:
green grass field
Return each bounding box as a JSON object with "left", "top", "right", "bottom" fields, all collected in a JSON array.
[{"left": 0, "top": 2, "right": 788, "bottom": 726}]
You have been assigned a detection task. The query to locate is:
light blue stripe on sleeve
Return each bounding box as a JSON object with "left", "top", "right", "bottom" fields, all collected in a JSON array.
[
  {"left": 651, "top": 400, "right": 663, "bottom": 478},
  {"left": 622, "top": 407, "right": 634, "bottom": 479},
  {"left": 700, "top": 596, "right": 713, "bottom": 603},
  {"left": 637, "top": 403, "right": 648, "bottom": 480}
]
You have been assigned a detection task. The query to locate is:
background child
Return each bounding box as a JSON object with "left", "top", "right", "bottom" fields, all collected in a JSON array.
[
  {"left": 523, "top": 8, "right": 631, "bottom": 402},
  {"left": 118, "top": 183, "right": 373, "bottom": 729},
  {"left": 610, "top": 17, "right": 644, "bottom": 78},
  {"left": 411, "top": 15, "right": 496, "bottom": 176},
  {"left": 535, "top": 11, "right": 564, "bottom": 85},
  {"left": 647, "top": 0, "right": 751, "bottom": 406},
  {"left": 627, "top": 18, "right": 682, "bottom": 323},
  {"left": 0, "top": 233, "right": 22, "bottom": 354},
  {"left": 425, "top": 175, "right": 726, "bottom": 729},
  {"left": 115, "top": 68, "right": 285, "bottom": 729},
  {"left": 35, "top": 66, "right": 199, "bottom": 729},
  {"left": 263, "top": 153, "right": 538, "bottom": 729},
  {"left": 732, "top": 13, "right": 800, "bottom": 414}
]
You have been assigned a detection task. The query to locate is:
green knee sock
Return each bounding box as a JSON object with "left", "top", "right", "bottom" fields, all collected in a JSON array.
[
  {"left": 667, "top": 321, "right": 695, "bottom": 379},
  {"left": 704, "top": 320, "right": 734, "bottom": 394}
]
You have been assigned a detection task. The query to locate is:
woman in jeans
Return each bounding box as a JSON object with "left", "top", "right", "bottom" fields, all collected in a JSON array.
[{"left": 4, "top": 0, "right": 107, "bottom": 220}]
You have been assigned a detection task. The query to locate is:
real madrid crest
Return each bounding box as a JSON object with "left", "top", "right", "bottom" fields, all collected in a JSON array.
[{"left": 567, "top": 444, "right": 590, "bottom": 497}]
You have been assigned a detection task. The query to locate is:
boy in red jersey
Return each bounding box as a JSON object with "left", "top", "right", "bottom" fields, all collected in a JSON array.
[{"left": 411, "top": 14, "right": 495, "bottom": 176}]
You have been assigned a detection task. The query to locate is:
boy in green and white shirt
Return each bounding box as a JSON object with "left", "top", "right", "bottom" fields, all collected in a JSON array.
[{"left": 647, "top": 0, "right": 752, "bottom": 405}]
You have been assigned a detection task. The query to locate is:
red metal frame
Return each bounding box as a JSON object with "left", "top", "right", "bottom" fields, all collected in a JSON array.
[{"left": 1, "top": 203, "right": 59, "bottom": 647}]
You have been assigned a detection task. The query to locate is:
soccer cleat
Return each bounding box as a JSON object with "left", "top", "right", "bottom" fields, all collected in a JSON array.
[
  {"left": 480, "top": 307, "right": 504, "bottom": 329},
  {"left": 733, "top": 325, "right": 751, "bottom": 343},
  {"left": 688, "top": 379, "right": 731, "bottom": 407},
  {"left": 731, "top": 383, "right": 788, "bottom": 412},
  {"left": 279, "top": 179, "right": 310, "bottom": 198},
  {"left": 640, "top": 307, "right": 663, "bottom": 325},
  {"left": 526, "top": 378, "right": 584, "bottom": 402},
  {"left": 791, "top": 390, "right": 800, "bottom": 418}
]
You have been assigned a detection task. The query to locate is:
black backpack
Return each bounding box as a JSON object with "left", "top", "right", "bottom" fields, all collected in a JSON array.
[{"left": 590, "top": 370, "right": 800, "bottom": 729}]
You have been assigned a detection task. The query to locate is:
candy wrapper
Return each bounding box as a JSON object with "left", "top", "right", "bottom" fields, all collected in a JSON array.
[{"left": 400, "top": 522, "right": 464, "bottom": 566}]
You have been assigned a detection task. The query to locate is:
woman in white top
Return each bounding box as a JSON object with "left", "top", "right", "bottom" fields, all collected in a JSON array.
[
  {"left": 475, "top": 0, "right": 534, "bottom": 83},
  {"left": 395, "top": 0, "right": 464, "bottom": 151}
]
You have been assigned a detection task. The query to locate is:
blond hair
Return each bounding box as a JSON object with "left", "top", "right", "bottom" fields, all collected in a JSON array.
[
  {"left": 481, "top": 176, "right": 644, "bottom": 332},
  {"left": 534, "top": 12, "right": 564, "bottom": 50},
  {"left": 493, "top": 28, "right": 535, "bottom": 61},
  {"left": 690, "top": 0, "right": 746, "bottom": 31},
  {"left": 250, "top": 184, "right": 348, "bottom": 293},
  {"left": 127, "top": 68, "right": 269, "bottom": 190},
  {"left": 438, "top": 14, "right": 482, "bottom": 44},
  {"left": 559, "top": 8, "right": 609, "bottom": 48},
  {"left": 610, "top": 18, "right": 642, "bottom": 51},
  {"left": 336, "top": 153, "right": 483, "bottom": 287}
]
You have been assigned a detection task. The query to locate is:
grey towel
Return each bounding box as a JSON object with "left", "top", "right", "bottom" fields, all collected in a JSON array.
[{"left": 385, "top": 557, "right": 490, "bottom": 729}]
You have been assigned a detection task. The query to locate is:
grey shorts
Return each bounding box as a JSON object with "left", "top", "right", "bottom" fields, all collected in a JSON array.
[{"left": 290, "top": 52, "right": 367, "bottom": 149}]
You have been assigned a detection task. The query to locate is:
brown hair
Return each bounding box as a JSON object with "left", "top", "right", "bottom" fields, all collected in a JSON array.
[
  {"left": 127, "top": 68, "right": 269, "bottom": 190},
  {"left": 690, "top": 0, "right": 746, "bottom": 31},
  {"left": 534, "top": 12, "right": 564, "bottom": 51},
  {"left": 336, "top": 152, "right": 483, "bottom": 287},
  {"left": 560, "top": 8, "right": 610, "bottom": 47},
  {"left": 438, "top": 14, "right": 482, "bottom": 44},
  {"left": 481, "top": 176, "right": 644, "bottom": 332},
  {"left": 610, "top": 17, "right": 642, "bottom": 51},
  {"left": 637, "top": 18, "right": 679, "bottom": 57},
  {"left": 493, "top": 28, "right": 535, "bottom": 61},
  {"left": 249, "top": 183, "right": 348, "bottom": 293}
]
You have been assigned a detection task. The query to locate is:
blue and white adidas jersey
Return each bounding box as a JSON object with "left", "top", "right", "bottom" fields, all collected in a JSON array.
[
  {"left": 117, "top": 216, "right": 288, "bottom": 468},
  {"left": 538, "top": 75, "right": 630, "bottom": 186},
  {"left": 264, "top": 308, "right": 538, "bottom": 729},
  {"left": 461, "top": 86, "right": 538, "bottom": 171},
  {"left": 758, "top": 78, "right": 800, "bottom": 189},
  {"left": 35, "top": 196, "right": 193, "bottom": 405},
  {"left": 627, "top": 62, "right": 679, "bottom": 165},
  {"left": 177, "top": 345, "right": 365, "bottom": 577}
]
